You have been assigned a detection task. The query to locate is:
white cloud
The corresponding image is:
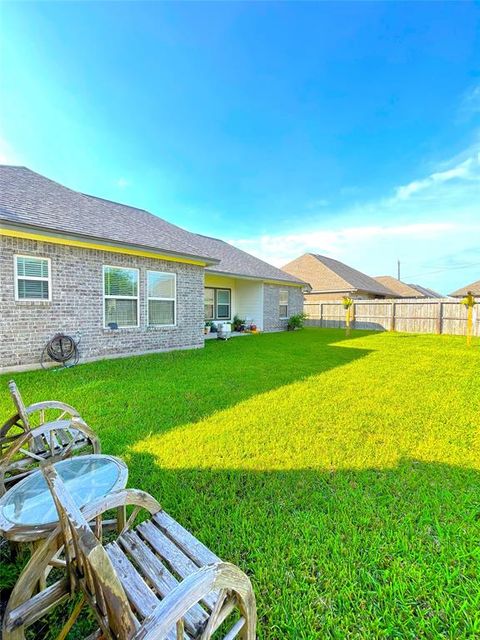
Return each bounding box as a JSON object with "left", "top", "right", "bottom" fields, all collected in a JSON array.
[
  {"left": 459, "top": 84, "right": 480, "bottom": 120},
  {"left": 394, "top": 153, "right": 479, "bottom": 200},
  {"left": 227, "top": 144, "right": 480, "bottom": 293},
  {"left": 0, "top": 137, "right": 20, "bottom": 165},
  {"left": 116, "top": 177, "right": 131, "bottom": 189}
]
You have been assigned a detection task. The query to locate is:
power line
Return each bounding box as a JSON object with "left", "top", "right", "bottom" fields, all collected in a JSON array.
[{"left": 403, "top": 260, "right": 480, "bottom": 280}]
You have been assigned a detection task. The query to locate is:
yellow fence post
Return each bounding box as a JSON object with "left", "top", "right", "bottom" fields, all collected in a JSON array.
[{"left": 461, "top": 291, "right": 476, "bottom": 346}]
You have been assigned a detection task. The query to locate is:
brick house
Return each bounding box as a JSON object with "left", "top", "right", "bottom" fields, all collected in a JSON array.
[
  {"left": 0, "top": 166, "right": 305, "bottom": 372},
  {"left": 282, "top": 253, "right": 393, "bottom": 302}
]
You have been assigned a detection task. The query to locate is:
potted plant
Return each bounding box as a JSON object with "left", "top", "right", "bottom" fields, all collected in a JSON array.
[
  {"left": 287, "top": 313, "right": 307, "bottom": 331},
  {"left": 204, "top": 321, "right": 213, "bottom": 335},
  {"left": 232, "top": 314, "right": 246, "bottom": 332}
]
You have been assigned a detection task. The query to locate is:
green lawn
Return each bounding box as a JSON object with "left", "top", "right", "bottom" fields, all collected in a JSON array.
[{"left": 1, "top": 328, "right": 480, "bottom": 638}]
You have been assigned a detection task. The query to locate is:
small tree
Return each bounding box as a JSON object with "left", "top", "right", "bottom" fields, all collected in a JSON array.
[
  {"left": 461, "top": 291, "right": 476, "bottom": 346},
  {"left": 342, "top": 296, "right": 354, "bottom": 336}
]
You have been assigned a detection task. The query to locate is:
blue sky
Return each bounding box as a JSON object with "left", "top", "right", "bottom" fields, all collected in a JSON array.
[{"left": 1, "top": 2, "right": 479, "bottom": 294}]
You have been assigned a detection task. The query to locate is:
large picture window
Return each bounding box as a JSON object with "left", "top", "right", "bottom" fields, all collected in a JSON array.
[
  {"left": 15, "top": 255, "right": 51, "bottom": 301},
  {"left": 279, "top": 290, "right": 289, "bottom": 319},
  {"left": 103, "top": 266, "right": 139, "bottom": 328},
  {"left": 205, "top": 287, "right": 231, "bottom": 321},
  {"left": 147, "top": 271, "right": 176, "bottom": 326}
]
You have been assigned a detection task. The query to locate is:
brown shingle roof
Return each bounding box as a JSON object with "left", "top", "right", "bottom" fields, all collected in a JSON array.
[
  {"left": 195, "top": 234, "right": 305, "bottom": 284},
  {"left": 407, "top": 283, "right": 444, "bottom": 298},
  {"left": 0, "top": 165, "right": 304, "bottom": 284},
  {"left": 373, "top": 276, "right": 425, "bottom": 298},
  {"left": 0, "top": 165, "right": 216, "bottom": 262},
  {"left": 282, "top": 253, "right": 393, "bottom": 296},
  {"left": 450, "top": 280, "right": 480, "bottom": 297}
]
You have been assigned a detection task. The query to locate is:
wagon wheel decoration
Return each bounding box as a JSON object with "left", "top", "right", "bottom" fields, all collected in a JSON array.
[
  {"left": 0, "top": 419, "right": 100, "bottom": 496},
  {"left": 2, "top": 490, "right": 158, "bottom": 640}
]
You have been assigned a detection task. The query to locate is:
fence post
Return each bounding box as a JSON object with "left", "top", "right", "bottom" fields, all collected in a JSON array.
[
  {"left": 319, "top": 303, "right": 323, "bottom": 327},
  {"left": 390, "top": 302, "right": 395, "bottom": 331},
  {"left": 436, "top": 301, "right": 443, "bottom": 335}
]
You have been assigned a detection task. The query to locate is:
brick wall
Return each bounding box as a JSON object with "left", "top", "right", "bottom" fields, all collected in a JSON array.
[
  {"left": 263, "top": 284, "right": 304, "bottom": 332},
  {"left": 0, "top": 236, "right": 205, "bottom": 371}
]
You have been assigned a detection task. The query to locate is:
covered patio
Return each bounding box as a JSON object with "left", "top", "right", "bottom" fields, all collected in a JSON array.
[{"left": 204, "top": 273, "right": 264, "bottom": 331}]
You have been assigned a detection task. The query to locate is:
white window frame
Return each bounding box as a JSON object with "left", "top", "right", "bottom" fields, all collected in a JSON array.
[
  {"left": 103, "top": 265, "right": 140, "bottom": 329},
  {"left": 216, "top": 288, "right": 231, "bottom": 321},
  {"left": 146, "top": 270, "right": 177, "bottom": 327},
  {"left": 279, "top": 290, "right": 289, "bottom": 319},
  {"left": 14, "top": 254, "right": 52, "bottom": 302}
]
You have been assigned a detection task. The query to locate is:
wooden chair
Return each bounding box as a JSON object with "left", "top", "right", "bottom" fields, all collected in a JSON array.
[
  {"left": 3, "top": 464, "right": 257, "bottom": 640},
  {"left": 0, "top": 381, "right": 100, "bottom": 496}
]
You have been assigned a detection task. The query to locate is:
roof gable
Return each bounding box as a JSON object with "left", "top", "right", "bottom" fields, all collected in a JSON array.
[
  {"left": 283, "top": 253, "right": 393, "bottom": 296},
  {"left": 450, "top": 279, "right": 480, "bottom": 297},
  {"left": 373, "top": 276, "right": 424, "bottom": 298}
]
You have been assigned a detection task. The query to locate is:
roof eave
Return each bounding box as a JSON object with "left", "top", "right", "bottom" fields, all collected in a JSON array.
[
  {"left": 0, "top": 220, "right": 220, "bottom": 266},
  {"left": 206, "top": 266, "right": 307, "bottom": 287}
]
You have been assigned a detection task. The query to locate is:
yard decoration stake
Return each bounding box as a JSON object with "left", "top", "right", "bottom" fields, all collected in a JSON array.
[
  {"left": 461, "top": 291, "right": 476, "bottom": 346},
  {"left": 342, "top": 296, "right": 353, "bottom": 336}
]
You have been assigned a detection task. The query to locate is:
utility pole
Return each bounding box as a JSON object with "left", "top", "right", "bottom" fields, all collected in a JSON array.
[{"left": 397, "top": 260, "right": 401, "bottom": 281}]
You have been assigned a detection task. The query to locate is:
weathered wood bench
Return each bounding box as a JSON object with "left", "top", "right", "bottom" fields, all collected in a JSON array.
[{"left": 3, "top": 465, "right": 257, "bottom": 640}]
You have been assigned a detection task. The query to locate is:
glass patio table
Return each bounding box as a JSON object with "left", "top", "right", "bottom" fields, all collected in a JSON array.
[{"left": 0, "top": 454, "right": 128, "bottom": 542}]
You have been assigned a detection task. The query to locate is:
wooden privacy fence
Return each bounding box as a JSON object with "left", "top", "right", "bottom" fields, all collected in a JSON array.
[{"left": 304, "top": 298, "right": 480, "bottom": 336}]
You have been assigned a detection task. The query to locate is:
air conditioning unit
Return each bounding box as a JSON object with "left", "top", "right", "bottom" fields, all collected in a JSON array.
[{"left": 216, "top": 322, "right": 232, "bottom": 340}]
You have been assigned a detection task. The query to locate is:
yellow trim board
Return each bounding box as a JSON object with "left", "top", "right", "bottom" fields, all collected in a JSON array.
[{"left": 0, "top": 228, "right": 208, "bottom": 266}]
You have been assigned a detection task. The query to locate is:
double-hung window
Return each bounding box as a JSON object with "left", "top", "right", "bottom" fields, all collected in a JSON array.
[
  {"left": 279, "top": 290, "right": 289, "bottom": 319},
  {"left": 15, "top": 255, "right": 51, "bottom": 301},
  {"left": 204, "top": 288, "right": 215, "bottom": 320},
  {"left": 216, "top": 289, "right": 231, "bottom": 320},
  {"left": 205, "top": 287, "right": 231, "bottom": 320},
  {"left": 103, "top": 266, "right": 139, "bottom": 328},
  {"left": 147, "top": 271, "right": 176, "bottom": 326}
]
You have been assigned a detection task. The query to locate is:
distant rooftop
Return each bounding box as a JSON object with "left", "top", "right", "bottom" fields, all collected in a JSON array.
[
  {"left": 450, "top": 279, "right": 480, "bottom": 297},
  {"left": 283, "top": 253, "right": 393, "bottom": 296},
  {"left": 373, "top": 276, "right": 443, "bottom": 298}
]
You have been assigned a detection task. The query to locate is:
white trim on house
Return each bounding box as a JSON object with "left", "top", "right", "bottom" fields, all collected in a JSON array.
[
  {"left": 102, "top": 264, "right": 140, "bottom": 329},
  {"left": 146, "top": 270, "right": 177, "bottom": 327},
  {"left": 14, "top": 254, "right": 52, "bottom": 302}
]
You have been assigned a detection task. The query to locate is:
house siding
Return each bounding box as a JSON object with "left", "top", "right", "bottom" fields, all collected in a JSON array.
[
  {"left": 0, "top": 236, "right": 205, "bottom": 372},
  {"left": 263, "top": 284, "right": 304, "bottom": 332}
]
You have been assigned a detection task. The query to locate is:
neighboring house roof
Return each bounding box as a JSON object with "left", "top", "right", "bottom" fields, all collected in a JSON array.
[
  {"left": 373, "top": 276, "right": 443, "bottom": 298},
  {"left": 282, "top": 253, "right": 393, "bottom": 297},
  {"left": 0, "top": 165, "right": 304, "bottom": 285},
  {"left": 407, "top": 283, "right": 444, "bottom": 298},
  {"left": 195, "top": 234, "right": 305, "bottom": 285},
  {"left": 450, "top": 280, "right": 480, "bottom": 297}
]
